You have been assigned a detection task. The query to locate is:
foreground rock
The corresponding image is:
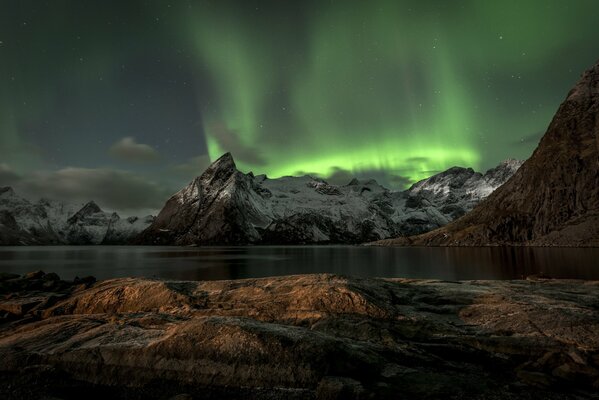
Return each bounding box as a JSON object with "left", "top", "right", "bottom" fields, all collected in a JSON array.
[
  {"left": 376, "top": 59, "right": 599, "bottom": 247},
  {"left": 1, "top": 272, "right": 598, "bottom": 399},
  {"left": 135, "top": 153, "right": 521, "bottom": 245}
]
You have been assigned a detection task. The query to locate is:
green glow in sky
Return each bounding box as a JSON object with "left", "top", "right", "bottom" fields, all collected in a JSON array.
[
  {"left": 185, "top": 0, "right": 599, "bottom": 186},
  {"left": 2, "top": 1, "right": 597, "bottom": 211}
]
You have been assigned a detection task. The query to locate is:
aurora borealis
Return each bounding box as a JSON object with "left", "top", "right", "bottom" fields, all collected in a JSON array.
[{"left": 2, "top": 0, "right": 599, "bottom": 212}]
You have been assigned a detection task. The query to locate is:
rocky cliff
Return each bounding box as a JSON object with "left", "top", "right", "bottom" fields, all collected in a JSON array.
[
  {"left": 376, "top": 60, "right": 599, "bottom": 247},
  {"left": 136, "top": 153, "right": 521, "bottom": 245}
]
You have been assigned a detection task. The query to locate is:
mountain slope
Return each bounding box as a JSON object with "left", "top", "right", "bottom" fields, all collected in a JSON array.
[
  {"left": 376, "top": 60, "right": 599, "bottom": 247},
  {"left": 137, "top": 154, "right": 521, "bottom": 245},
  {"left": 135, "top": 153, "right": 271, "bottom": 245}
]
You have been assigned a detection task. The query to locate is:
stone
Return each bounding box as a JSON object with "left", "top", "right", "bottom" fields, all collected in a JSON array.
[
  {"left": 168, "top": 395, "right": 193, "bottom": 400},
  {"left": 0, "top": 273, "right": 19, "bottom": 282},
  {"left": 0, "top": 274, "right": 597, "bottom": 399},
  {"left": 24, "top": 270, "right": 45, "bottom": 280},
  {"left": 0, "top": 274, "right": 599, "bottom": 399}
]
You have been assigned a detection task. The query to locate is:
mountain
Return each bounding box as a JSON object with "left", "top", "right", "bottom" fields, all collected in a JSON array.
[
  {"left": 0, "top": 188, "right": 154, "bottom": 245},
  {"left": 376, "top": 59, "right": 599, "bottom": 247},
  {"left": 136, "top": 153, "right": 522, "bottom": 245},
  {"left": 400, "top": 159, "right": 523, "bottom": 234}
]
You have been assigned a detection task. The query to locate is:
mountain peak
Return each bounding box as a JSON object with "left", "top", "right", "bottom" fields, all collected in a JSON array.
[
  {"left": 67, "top": 201, "right": 103, "bottom": 224},
  {"left": 213, "top": 152, "right": 236, "bottom": 169},
  {"left": 81, "top": 201, "right": 102, "bottom": 214},
  {"left": 199, "top": 152, "right": 239, "bottom": 183},
  {"left": 485, "top": 159, "right": 523, "bottom": 174}
]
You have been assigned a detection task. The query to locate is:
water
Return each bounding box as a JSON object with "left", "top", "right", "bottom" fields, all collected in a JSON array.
[{"left": 0, "top": 245, "right": 598, "bottom": 281}]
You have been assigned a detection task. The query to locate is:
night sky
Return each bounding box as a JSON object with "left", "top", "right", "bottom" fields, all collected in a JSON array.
[{"left": 2, "top": 0, "right": 599, "bottom": 214}]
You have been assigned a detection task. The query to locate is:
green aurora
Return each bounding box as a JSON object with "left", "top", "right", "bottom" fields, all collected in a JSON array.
[{"left": 186, "top": 0, "right": 599, "bottom": 183}]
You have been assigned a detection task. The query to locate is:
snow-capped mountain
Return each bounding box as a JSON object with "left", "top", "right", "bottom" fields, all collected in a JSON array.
[
  {"left": 400, "top": 159, "right": 523, "bottom": 234},
  {"left": 136, "top": 153, "right": 522, "bottom": 245},
  {"left": 0, "top": 187, "right": 154, "bottom": 245}
]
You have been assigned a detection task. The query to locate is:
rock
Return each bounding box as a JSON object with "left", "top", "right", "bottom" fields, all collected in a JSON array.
[
  {"left": 24, "top": 270, "right": 45, "bottom": 280},
  {"left": 42, "top": 273, "right": 60, "bottom": 282},
  {"left": 316, "top": 376, "right": 366, "bottom": 400},
  {"left": 0, "top": 297, "right": 44, "bottom": 316},
  {"left": 72, "top": 276, "right": 96, "bottom": 286},
  {"left": 0, "top": 274, "right": 597, "bottom": 398},
  {"left": 516, "top": 370, "right": 553, "bottom": 388},
  {"left": 0, "top": 273, "right": 19, "bottom": 282},
  {"left": 375, "top": 59, "right": 599, "bottom": 247},
  {"left": 168, "top": 395, "right": 193, "bottom": 400}
]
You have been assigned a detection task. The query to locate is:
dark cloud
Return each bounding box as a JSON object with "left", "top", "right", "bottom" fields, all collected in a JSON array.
[
  {"left": 109, "top": 137, "right": 160, "bottom": 164},
  {"left": 388, "top": 175, "right": 413, "bottom": 188},
  {"left": 321, "top": 166, "right": 413, "bottom": 190},
  {"left": 15, "top": 168, "right": 171, "bottom": 212},
  {"left": 324, "top": 167, "right": 354, "bottom": 186},
  {"left": 210, "top": 122, "right": 266, "bottom": 166},
  {"left": 404, "top": 156, "right": 432, "bottom": 163},
  {"left": 170, "top": 155, "right": 212, "bottom": 179},
  {"left": 0, "top": 164, "right": 22, "bottom": 187}
]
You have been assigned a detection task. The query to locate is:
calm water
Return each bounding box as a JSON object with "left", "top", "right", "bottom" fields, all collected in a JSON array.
[{"left": 0, "top": 246, "right": 598, "bottom": 281}]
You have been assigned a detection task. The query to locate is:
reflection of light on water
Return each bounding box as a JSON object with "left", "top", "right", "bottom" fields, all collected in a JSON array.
[{"left": 0, "top": 246, "right": 597, "bottom": 282}]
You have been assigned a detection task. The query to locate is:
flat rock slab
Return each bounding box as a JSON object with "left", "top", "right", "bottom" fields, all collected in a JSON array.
[{"left": 1, "top": 273, "right": 598, "bottom": 399}]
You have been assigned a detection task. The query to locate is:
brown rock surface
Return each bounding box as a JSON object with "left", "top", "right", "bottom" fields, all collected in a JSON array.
[
  {"left": 374, "top": 60, "right": 599, "bottom": 247},
  {"left": 1, "top": 273, "right": 598, "bottom": 399}
]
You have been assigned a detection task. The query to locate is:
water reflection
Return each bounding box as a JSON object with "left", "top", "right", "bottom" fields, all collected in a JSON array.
[{"left": 0, "top": 246, "right": 597, "bottom": 281}]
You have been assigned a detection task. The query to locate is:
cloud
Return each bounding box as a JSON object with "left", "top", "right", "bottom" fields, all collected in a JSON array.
[
  {"left": 320, "top": 166, "right": 413, "bottom": 190},
  {"left": 404, "top": 156, "right": 431, "bottom": 163},
  {"left": 170, "top": 154, "right": 212, "bottom": 178},
  {"left": 109, "top": 137, "right": 160, "bottom": 163},
  {"left": 209, "top": 122, "right": 266, "bottom": 166},
  {"left": 0, "top": 163, "right": 22, "bottom": 186},
  {"left": 15, "top": 167, "right": 171, "bottom": 212}
]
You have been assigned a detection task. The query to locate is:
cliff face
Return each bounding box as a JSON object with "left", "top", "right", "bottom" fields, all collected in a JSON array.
[{"left": 377, "top": 60, "right": 599, "bottom": 247}]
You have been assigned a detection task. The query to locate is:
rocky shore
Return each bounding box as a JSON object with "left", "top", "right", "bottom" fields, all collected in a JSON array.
[{"left": 1, "top": 271, "right": 598, "bottom": 399}]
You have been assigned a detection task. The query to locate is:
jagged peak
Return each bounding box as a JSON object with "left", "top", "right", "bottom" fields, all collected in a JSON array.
[
  {"left": 212, "top": 152, "right": 236, "bottom": 169},
  {"left": 66, "top": 201, "right": 103, "bottom": 224},
  {"left": 72, "top": 201, "right": 102, "bottom": 217},
  {"left": 200, "top": 152, "right": 238, "bottom": 181},
  {"left": 443, "top": 166, "right": 474, "bottom": 174},
  {"left": 483, "top": 159, "right": 523, "bottom": 177}
]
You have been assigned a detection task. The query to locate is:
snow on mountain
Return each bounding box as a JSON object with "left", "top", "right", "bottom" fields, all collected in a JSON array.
[
  {"left": 0, "top": 188, "right": 154, "bottom": 245},
  {"left": 399, "top": 159, "right": 524, "bottom": 234},
  {"left": 137, "top": 153, "right": 523, "bottom": 245}
]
